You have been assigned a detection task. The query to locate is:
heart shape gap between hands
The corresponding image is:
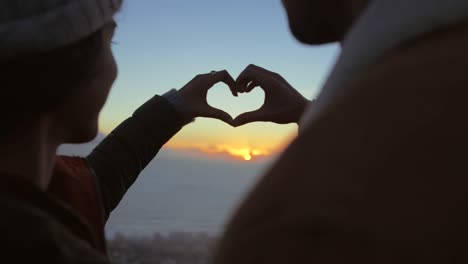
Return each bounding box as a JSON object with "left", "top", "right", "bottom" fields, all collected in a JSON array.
[{"left": 207, "top": 83, "right": 265, "bottom": 122}]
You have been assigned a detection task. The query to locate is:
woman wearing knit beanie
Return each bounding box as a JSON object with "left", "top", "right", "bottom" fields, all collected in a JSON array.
[{"left": 0, "top": 0, "right": 124, "bottom": 260}]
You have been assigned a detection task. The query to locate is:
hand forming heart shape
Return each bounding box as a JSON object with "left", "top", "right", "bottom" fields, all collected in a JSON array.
[{"left": 178, "top": 65, "right": 311, "bottom": 127}]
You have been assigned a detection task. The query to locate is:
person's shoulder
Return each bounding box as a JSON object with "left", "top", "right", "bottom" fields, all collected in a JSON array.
[
  {"left": 0, "top": 195, "right": 108, "bottom": 263},
  {"left": 281, "top": 23, "right": 468, "bottom": 176},
  {"left": 352, "top": 22, "right": 468, "bottom": 96},
  {"left": 300, "top": 22, "right": 468, "bottom": 142}
]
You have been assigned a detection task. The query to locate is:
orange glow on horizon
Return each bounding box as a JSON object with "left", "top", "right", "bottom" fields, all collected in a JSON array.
[
  {"left": 99, "top": 109, "right": 298, "bottom": 163},
  {"left": 99, "top": 117, "right": 297, "bottom": 162},
  {"left": 166, "top": 142, "right": 281, "bottom": 161},
  {"left": 97, "top": 128, "right": 291, "bottom": 162}
]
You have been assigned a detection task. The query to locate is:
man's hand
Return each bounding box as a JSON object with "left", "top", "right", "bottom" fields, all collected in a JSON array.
[
  {"left": 178, "top": 70, "right": 237, "bottom": 126},
  {"left": 233, "top": 64, "right": 311, "bottom": 127}
]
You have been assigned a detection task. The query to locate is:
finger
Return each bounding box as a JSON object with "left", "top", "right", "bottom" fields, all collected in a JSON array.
[
  {"left": 247, "top": 64, "right": 284, "bottom": 81},
  {"left": 249, "top": 65, "right": 288, "bottom": 86},
  {"left": 233, "top": 109, "right": 268, "bottom": 127},
  {"left": 236, "top": 66, "right": 257, "bottom": 93},
  {"left": 203, "top": 106, "right": 235, "bottom": 126},
  {"left": 247, "top": 64, "right": 275, "bottom": 75},
  {"left": 245, "top": 81, "right": 258, "bottom": 93},
  {"left": 210, "top": 70, "right": 238, "bottom": 97},
  {"left": 236, "top": 65, "right": 273, "bottom": 93}
]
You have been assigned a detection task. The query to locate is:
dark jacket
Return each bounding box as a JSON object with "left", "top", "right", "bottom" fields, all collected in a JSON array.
[{"left": 0, "top": 175, "right": 109, "bottom": 263}]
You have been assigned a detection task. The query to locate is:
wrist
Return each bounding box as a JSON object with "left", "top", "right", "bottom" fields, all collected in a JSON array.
[{"left": 162, "top": 89, "right": 195, "bottom": 124}]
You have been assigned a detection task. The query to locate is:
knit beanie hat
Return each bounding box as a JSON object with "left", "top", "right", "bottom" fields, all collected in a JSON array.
[{"left": 0, "top": 0, "right": 123, "bottom": 61}]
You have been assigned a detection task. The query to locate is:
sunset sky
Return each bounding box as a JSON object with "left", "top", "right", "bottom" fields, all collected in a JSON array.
[{"left": 100, "top": 0, "right": 339, "bottom": 161}]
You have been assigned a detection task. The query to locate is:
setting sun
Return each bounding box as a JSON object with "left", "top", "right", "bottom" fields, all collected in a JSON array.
[{"left": 165, "top": 142, "right": 278, "bottom": 161}]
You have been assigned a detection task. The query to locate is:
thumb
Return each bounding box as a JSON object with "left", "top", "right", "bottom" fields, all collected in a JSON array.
[
  {"left": 233, "top": 109, "right": 267, "bottom": 127},
  {"left": 203, "top": 106, "right": 235, "bottom": 126}
]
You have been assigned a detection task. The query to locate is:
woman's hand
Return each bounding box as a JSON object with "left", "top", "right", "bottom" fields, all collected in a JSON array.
[
  {"left": 178, "top": 70, "right": 237, "bottom": 126},
  {"left": 233, "top": 64, "right": 311, "bottom": 127}
]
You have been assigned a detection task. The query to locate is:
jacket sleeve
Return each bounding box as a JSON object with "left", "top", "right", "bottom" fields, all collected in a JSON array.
[{"left": 86, "top": 95, "right": 188, "bottom": 220}]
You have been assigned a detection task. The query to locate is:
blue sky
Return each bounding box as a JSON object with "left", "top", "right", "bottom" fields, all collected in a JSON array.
[{"left": 100, "top": 0, "right": 339, "bottom": 159}]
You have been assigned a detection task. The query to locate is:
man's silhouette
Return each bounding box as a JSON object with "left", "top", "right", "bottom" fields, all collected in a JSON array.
[{"left": 214, "top": 0, "right": 468, "bottom": 262}]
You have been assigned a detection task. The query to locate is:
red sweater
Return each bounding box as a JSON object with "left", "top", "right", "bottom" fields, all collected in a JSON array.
[{"left": 48, "top": 156, "right": 107, "bottom": 254}]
